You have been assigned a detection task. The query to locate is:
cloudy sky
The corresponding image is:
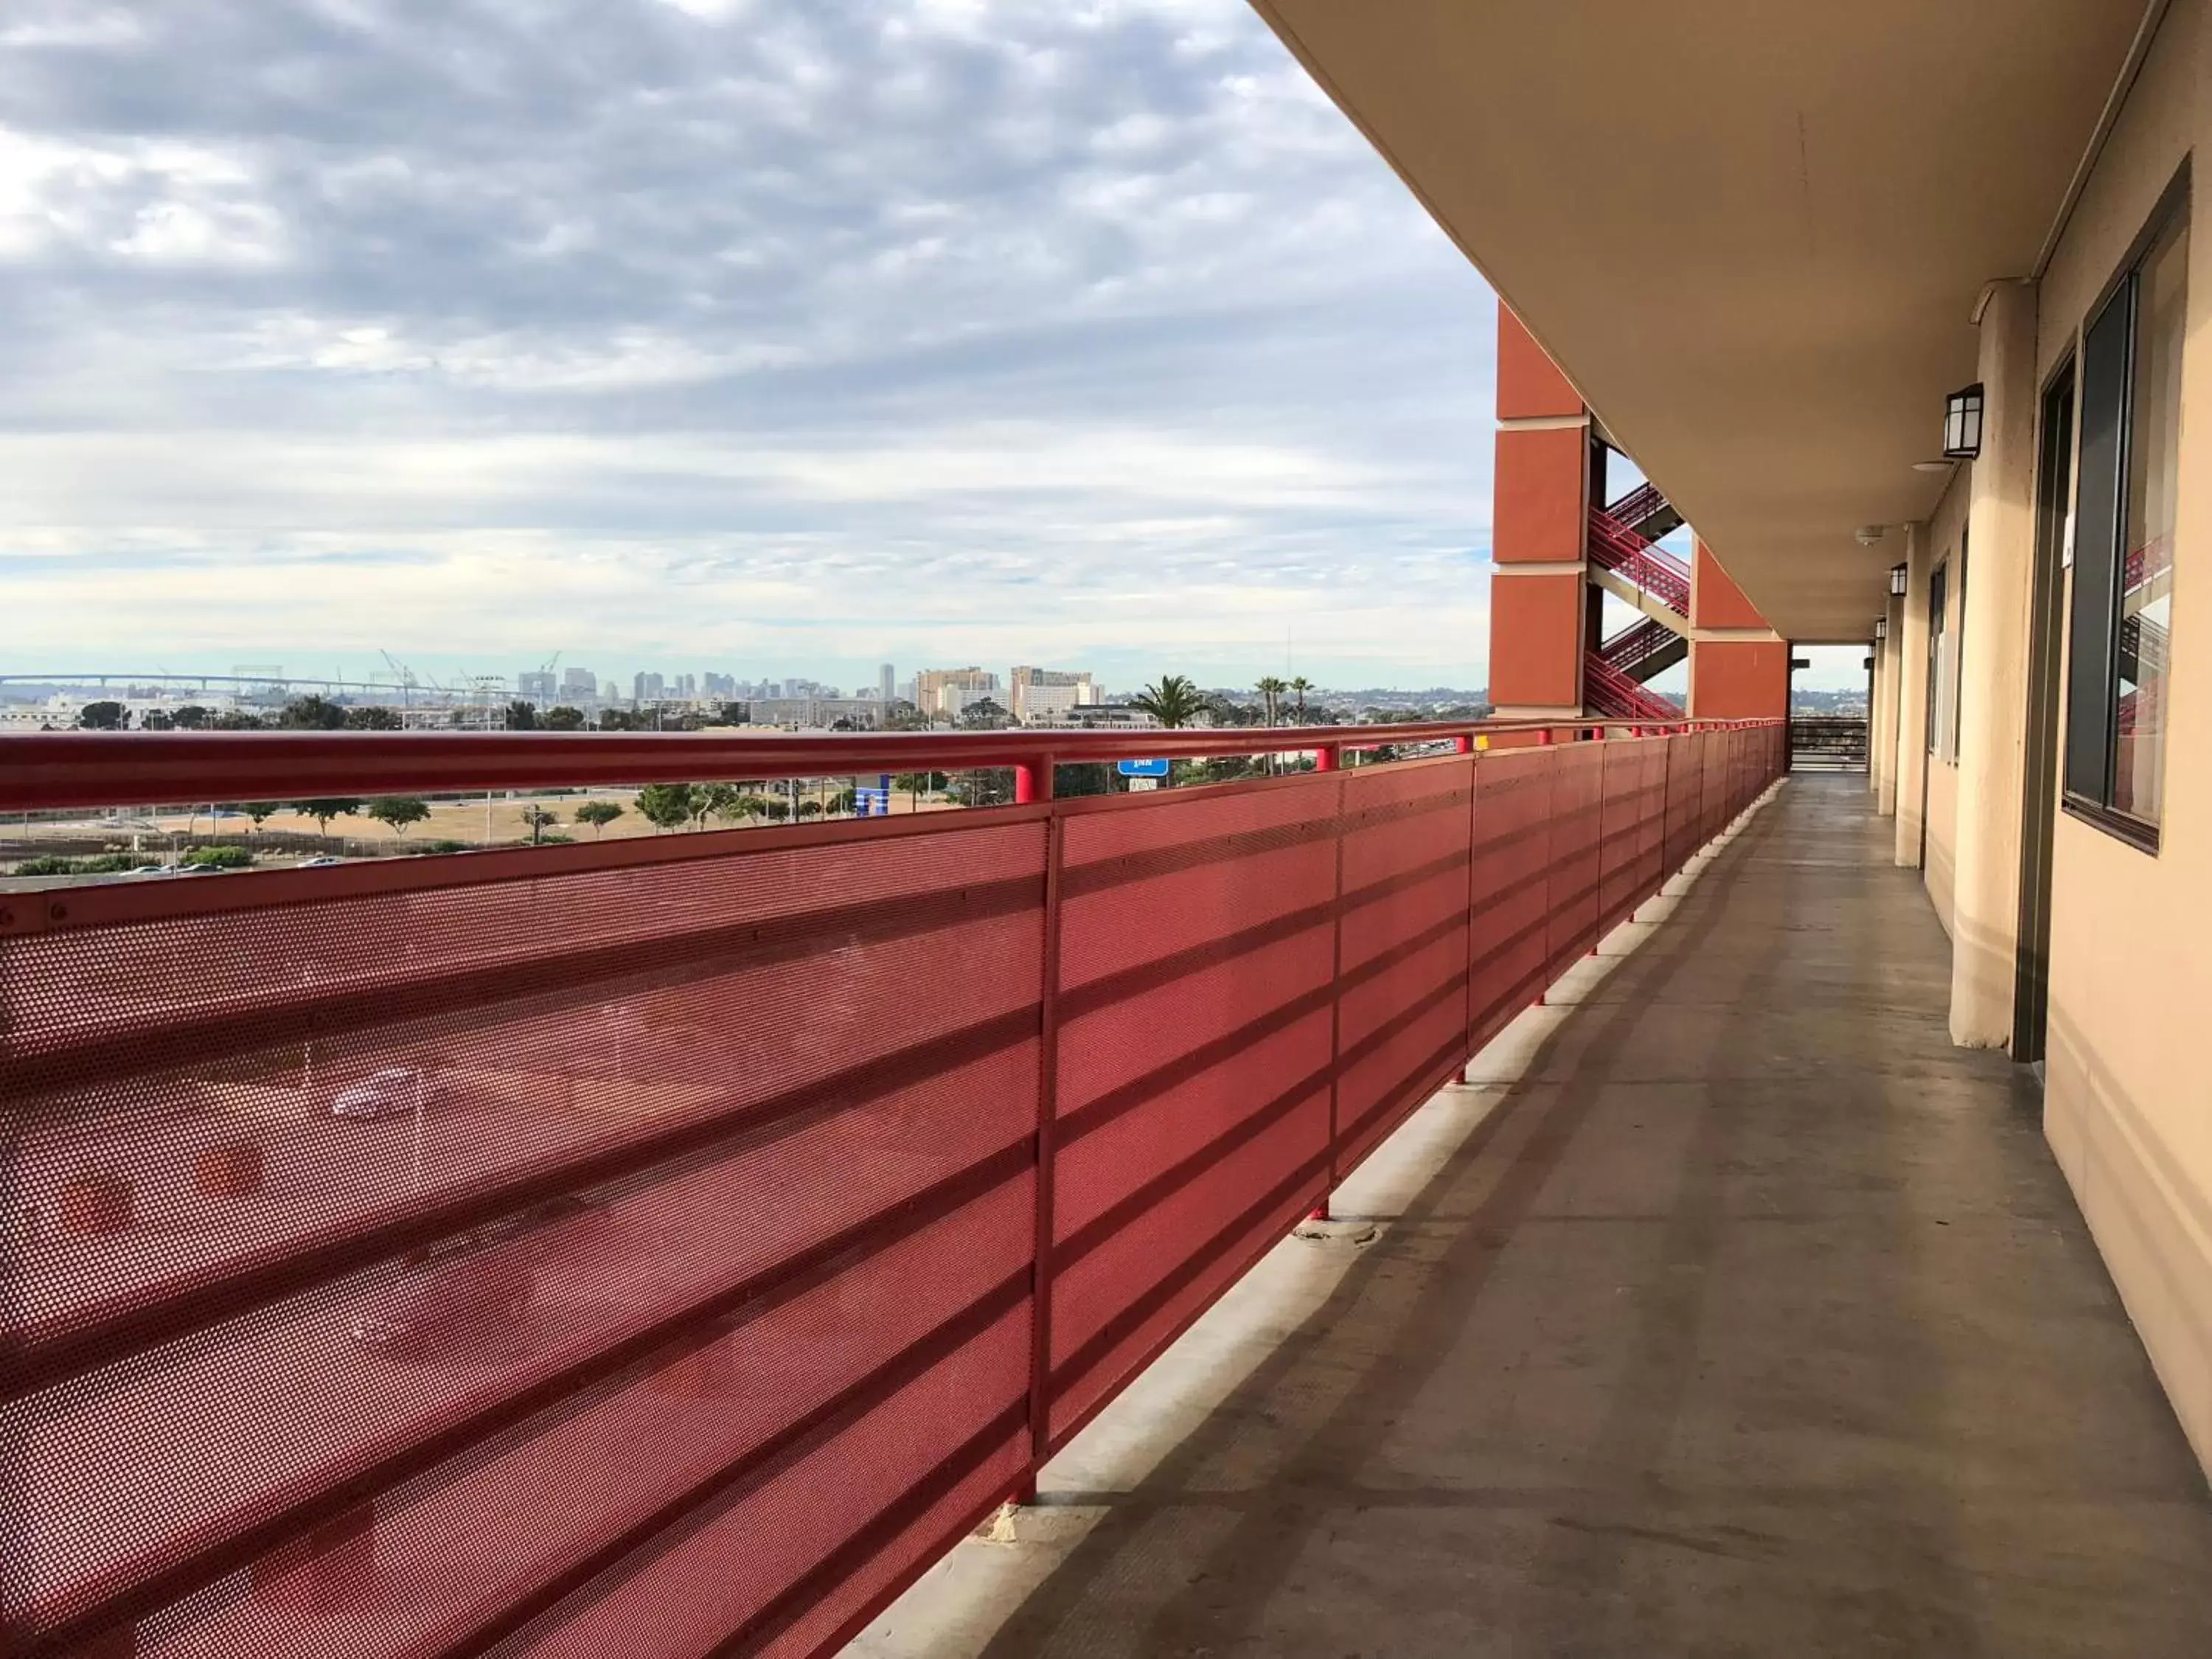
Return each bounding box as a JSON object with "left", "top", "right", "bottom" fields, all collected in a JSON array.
[{"left": 0, "top": 0, "right": 1510, "bottom": 695}]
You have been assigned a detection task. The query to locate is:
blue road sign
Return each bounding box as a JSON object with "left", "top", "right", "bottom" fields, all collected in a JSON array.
[{"left": 1116, "top": 758, "right": 1171, "bottom": 778}]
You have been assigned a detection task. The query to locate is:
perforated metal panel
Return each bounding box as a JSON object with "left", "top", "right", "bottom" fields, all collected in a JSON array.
[
  {"left": 1334, "top": 759, "right": 1477, "bottom": 1175},
  {"left": 4, "top": 727, "right": 1782, "bottom": 1659},
  {"left": 1048, "top": 779, "right": 1339, "bottom": 1443},
  {"left": 1467, "top": 748, "right": 1555, "bottom": 1053},
  {"left": 1543, "top": 744, "right": 1606, "bottom": 980},
  {"left": 4, "top": 821, "right": 1046, "bottom": 1659}
]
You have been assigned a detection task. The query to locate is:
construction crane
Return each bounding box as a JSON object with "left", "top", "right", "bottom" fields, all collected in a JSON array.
[{"left": 378, "top": 650, "right": 420, "bottom": 711}]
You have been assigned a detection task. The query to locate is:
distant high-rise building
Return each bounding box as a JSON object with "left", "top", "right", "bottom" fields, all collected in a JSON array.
[
  {"left": 560, "top": 666, "right": 597, "bottom": 699},
  {"left": 914, "top": 667, "right": 999, "bottom": 718},
  {"left": 633, "top": 670, "right": 666, "bottom": 704},
  {"left": 517, "top": 669, "right": 557, "bottom": 701},
  {"left": 675, "top": 672, "right": 698, "bottom": 698},
  {"left": 878, "top": 663, "right": 896, "bottom": 702},
  {"left": 1009, "top": 666, "right": 1098, "bottom": 726},
  {"left": 601, "top": 679, "right": 620, "bottom": 703},
  {"left": 703, "top": 670, "right": 735, "bottom": 698}
]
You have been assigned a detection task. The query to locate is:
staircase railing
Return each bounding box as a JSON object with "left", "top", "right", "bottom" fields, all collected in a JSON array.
[
  {"left": 1599, "top": 616, "right": 1677, "bottom": 677},
  {"left": 1585, "top": 650, "right": 1683, "bottom": 720},
  {"left": 1587, "top": 505, "right": 1692, "bottom": 616},
  {"left": 1604, "top": 481, "right": 1667, "bottom": 531}
]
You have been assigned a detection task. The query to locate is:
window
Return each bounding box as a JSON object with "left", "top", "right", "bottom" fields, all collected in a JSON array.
[
  {"left": 2067, "top": 189, "right": 2187, "bottom": 846},
  {"left": 1952, "top": 532, "right": 1969, "bottom": 758},
  {"left": 1927, "top": 560, "right": 1952, "bottom": 759}
]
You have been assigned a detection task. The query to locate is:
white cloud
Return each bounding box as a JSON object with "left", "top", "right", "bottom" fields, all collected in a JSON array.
[{"left": 0, "top": 0, "right": 1498, "bottom": 690}]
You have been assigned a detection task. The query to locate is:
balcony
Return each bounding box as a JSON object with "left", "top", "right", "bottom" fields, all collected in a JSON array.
[
  {"left": 10, "top": 723, "right": 2207, "bottom": 1658},
  {"left": 1, "top": 719, "right": 1773, "bottom": 1656}
]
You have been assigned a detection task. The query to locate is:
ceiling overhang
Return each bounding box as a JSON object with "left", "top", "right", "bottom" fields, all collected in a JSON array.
[{"left": 1251, "top": 1, "right": 2156, "bottom": 639}]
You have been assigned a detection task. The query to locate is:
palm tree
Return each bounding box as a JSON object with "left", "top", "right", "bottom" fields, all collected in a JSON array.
[
  {"left": 1130, "top": 674, "right": 1206, "bottom": 729},
  {"left": 1288, "top": 675, "right": 1312, "bottom": 723},
  {"left": 1255, "top": 675, "right": 1287, "bottom": 728}
]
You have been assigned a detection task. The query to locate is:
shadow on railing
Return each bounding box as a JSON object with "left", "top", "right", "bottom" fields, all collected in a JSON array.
[{"left": 0, "top": 717, "right": 1785, "bottom": 1659}]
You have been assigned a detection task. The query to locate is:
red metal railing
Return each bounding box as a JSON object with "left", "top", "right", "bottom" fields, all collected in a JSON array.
[
  {"left": 1596, "top": 616, "right": 1679, "bottom": 678},
  {"left": 1602, "top": 481, "right": 1667, "bottom": 533},
  {"left": 1582, "top": 652, "right": 1682, "bottom": 722},
  {"left": 0, "top": 719, "right": 1784, "bottom": 1659},
  {"left": 1587, "top": 505, "right": 1693, "bottom": 616}
]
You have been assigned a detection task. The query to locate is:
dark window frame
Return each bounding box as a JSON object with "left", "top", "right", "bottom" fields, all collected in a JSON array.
[
  {"left": 2062, "top": 163, "right": 2188, "bottom": 857},
  {"left": 1926, "top": 558, "right": 1949, "bottom": 757}
]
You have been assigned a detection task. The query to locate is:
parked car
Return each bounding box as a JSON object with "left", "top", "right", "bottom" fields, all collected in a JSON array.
[
  {"left": 347, "top": 1194, "right": 610, "bottom": 1360},
  {"left": 299, "top": 855, "right": 345, "bottom": 869},
  {"left": 327, "top": 1065, "right": 448, "bottom": 1121}
]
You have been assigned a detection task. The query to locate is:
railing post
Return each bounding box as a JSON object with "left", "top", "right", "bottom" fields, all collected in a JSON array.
[
  {"left": 1312, "top": 762, "right": 1348, "bottom": 1223},
  {"left": 1452, "top": 733, "right": 1474, "bottom": 756},
  {"left": 1021, "top": 810, "right": 1066, "bottom": 1503},
  {"left": 1013, "top": 757, "right": 1054, "bottom": 804},
  {"left": 1313, "top": 744, "right": 1341, "bottom": 773}
]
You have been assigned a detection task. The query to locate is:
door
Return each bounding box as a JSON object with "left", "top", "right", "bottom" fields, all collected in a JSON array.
[{"left": 2014, "top": 361, "right": 2076, "bottom": 1065}]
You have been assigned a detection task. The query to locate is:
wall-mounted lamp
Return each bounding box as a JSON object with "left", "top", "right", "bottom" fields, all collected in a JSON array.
[
  {"left": 1889, "top": 563, "right": 1909, "bottom": 597},
  {"left": 1943, "top": 383, "right": 1985, "bottom": 459},
  {"left": 1854, "top": 524, "right": 1886, "bottom": 546},
  {"left": 1874, "top": 617, "right": 1890, "bottom": 641}
]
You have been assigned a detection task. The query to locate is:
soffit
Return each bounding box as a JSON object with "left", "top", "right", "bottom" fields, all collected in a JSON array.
[{"left": 1253, "top": 1, "right": 2149, "bottom": 639}]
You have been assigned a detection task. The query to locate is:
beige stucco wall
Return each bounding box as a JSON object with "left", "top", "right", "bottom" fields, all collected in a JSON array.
[{"left": 2033, "top": 0, "right": 2212, "bottom": 1472}]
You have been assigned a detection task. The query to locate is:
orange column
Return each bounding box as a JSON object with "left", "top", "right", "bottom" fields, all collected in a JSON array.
[
  {"left": 1487, "top": 308, "right": 1589, "bottom": 717},
  {"left": 1688, "top": 539, "right": 1788, "bottom": 718}
]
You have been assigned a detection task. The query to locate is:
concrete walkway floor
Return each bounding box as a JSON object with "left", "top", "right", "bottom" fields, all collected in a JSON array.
[{"left": 857, "top": 773, "right": 2212, "bottom": 1658}]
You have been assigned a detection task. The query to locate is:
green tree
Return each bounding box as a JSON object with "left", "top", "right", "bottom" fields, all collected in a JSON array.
[
  {"left": 173, "top": 704, "right": 213, "bottom": 730},
  {"left": 238, "top": 802, "right": 282, "bottom": 835},
  {"left": 141, "top": 709, "right": 175, "bottom": 731},
  {"left": 344, "top": 704, "right": 403, "bottom": 730},
  {"left": 521, "top": 804, "right": 563, "bottom": 844},
  {"left": 367, "top": 796, "right": 432, "bottom": 837},
  {"left": 959, "top": 698, "right": 1011, "bottom": 730},
  {"left": 279, "top": 695, "right": 348, "bottom": 730},
  {"left": 700, "top": 784, "right": 756, "bottom": 828},
  {"left": 543, "top": 705, "right": 588, "bottom": 731},
  {"left": 1055, "top": 762, "right": 1121, "bottom": 799},
  {"left": 1288, "top": 676, "right": 1312, "bottom": 722},
  {"left": 181, "top": 844, "right": 254, "bottom": 869},
  {"left": 759, "top": 797, "right": 791, "bottom": 821},
  {"left": 504, "top": 700, "right": 538, "bottom": 731},
  {"left": 882, "top": 700, "right": 928, "bottom": 731},
  {"left": 796, "top": 799, "right": 824, "bottom": 818},
  {"left": 1130, "top": 674, "right": 1206, "bottom": 729},
  {"left": 634, "top": 783, "right": 698, "bottom": 832},
  {"left": 293, "top": 798, "right": 364, "bottom": 835},
  {"left": 213, "top": 710, "right": 265, "bottom": 730},
  {"left": 598, "top": 708, "right": 641, "bottom": 731},
  {"left": 573, "top": 799, "right": 625, "bottom": 838},
  {"left": 1255, "top": 675, "right": 1287, "bottom": 727},
  {"left": 77, "top": 700, "right": 129, "bottom": 730}
]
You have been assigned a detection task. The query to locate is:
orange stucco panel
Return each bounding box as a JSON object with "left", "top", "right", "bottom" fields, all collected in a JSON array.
[
  {"left": 1691, "top": 639, "right": 1789, "bottom": 720},
  {"left": 1692, "top": 539, "right": 1771, "bottom": 630},
  {"left": 1497, "top": 308, "right": 1584, "bottom": 420},
  {"left": 1488, "top": 572, "right": 1583, "bottom": 707},
  {"left": 1492, "top": 426, "right": 1586, "bottom": 564}
]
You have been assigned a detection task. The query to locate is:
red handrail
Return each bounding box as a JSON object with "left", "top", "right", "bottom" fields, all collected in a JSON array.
[
  {"left": 0, "top": 717, "right": 1763, "bottom": 813},
  {"left": 1587, "top": 506, "right": 1692, "bottom": 616},
  {"left": 1583, "top": 653, "right": 1682, "bottom": 722}
]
